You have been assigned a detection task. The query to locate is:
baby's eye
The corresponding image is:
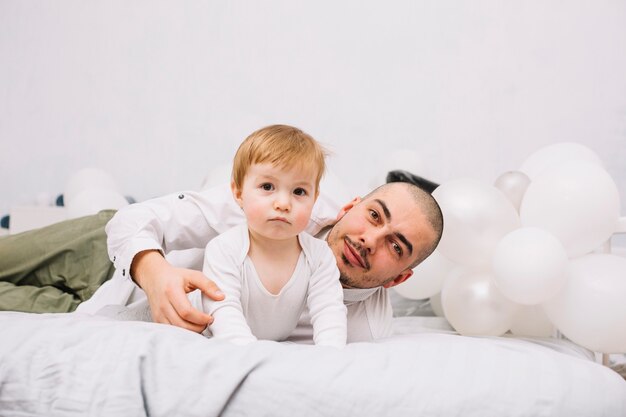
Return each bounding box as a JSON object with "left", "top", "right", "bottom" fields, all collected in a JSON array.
[
  {"left": 261, "top": 183, "right": 274, "bottom": 191},
  {"left": 293, "top": 188, "right": 308, "bottom": 196}
]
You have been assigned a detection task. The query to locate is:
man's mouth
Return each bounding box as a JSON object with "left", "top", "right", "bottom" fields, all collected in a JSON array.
[{"left": 343, "top": 238, "right": 368, "bottom": 269}]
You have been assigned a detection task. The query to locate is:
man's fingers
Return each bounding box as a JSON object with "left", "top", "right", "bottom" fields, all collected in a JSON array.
[
  {"left": 149, "top": 291, "right": 209, "bottom": 333},
  {"left": 171, "top": 311, "right": 212, "bottom": 333},
  {"left": 164, "top": 300, "right": 209, "bottom": 333},
  {"left": 150, "top": 305, "right": 172, "bottom": 325},
  {"left": 186, "top": 271, "right": 225, "bottom": 301},
  {"left": 145, "top": 267, "right": 221, "bottom": 333},
  {"left": 169, "top": 287, "right": 214, "bottom": 331}
]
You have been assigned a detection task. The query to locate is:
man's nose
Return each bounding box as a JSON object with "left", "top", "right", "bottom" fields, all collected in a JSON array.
[{"left": 359, "top": 227, "right": 385, "bottom": 254}]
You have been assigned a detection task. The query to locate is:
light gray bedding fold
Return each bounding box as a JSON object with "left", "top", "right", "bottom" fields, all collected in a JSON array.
[{"left": 1, "top": 312, "right": 625, "bottom": 417}]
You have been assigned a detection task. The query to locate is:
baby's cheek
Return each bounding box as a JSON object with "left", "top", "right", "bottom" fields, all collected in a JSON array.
[
  {"left": 294, "top": 209, "right": 312, "bottom": 230},
  {"left": 242, "top": 203, "right": 265, "bottom": 223}
]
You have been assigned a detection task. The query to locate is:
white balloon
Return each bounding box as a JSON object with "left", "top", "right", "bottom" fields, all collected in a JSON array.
[
  {"left": 492, "top": 227, "right": 568, "bottom": 305},
  {"left": 520, "top": 161, "right": 620, "bottom": 257},
  {"left": 64, "top": 168, "right": 118, "bottom": 205},
  {"left": 430, "top": 266, "right": 466, "bottom": 318},
  {"left": 432, "top": 179, "right": 520, "bottom": 267},
  {"left": 520, "top": 142, "right": 604, "bottom": 180},
  {"left": 510, "top": 305, "right": 555, "bottom": 338},
  {"left": 393, "top": 250, "right": 456, "bottom": 300},
  {"left": 543, "top": 254, "right": 626, "bottom": 353},
  {"left": 429, "top": 292, "right": 445, "bottom": 317},
  {"left": 441, "top": 269, "right": 519, "bottom": 336},
  {"left": 494, "top": 171, "right": 531, "bottom": 212},
  {"left": 66, "top": 188, "right": 129, "bottom": 219}
]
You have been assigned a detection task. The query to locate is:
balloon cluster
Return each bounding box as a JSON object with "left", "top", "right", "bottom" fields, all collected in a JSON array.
[
  {"left": 64, "top": 168, "right": 129, "bottom": 218},
  {"left": 394, "top": 143, "right": 625, "bottom": 354}
]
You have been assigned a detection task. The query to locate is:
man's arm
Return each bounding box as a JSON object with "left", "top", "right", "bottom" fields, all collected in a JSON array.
[
  {"left": 106, "top": 187, "right": 241, "bottom": 274},
  {"left": 131, "top": 249, "right": 223, "bottom": 332},
  {"left": 106, "top": 186, "right": 240, "bottom": 331}
]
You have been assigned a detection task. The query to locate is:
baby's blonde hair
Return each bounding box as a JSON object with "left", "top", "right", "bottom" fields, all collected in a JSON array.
[{"left": 232, "top": 125, "right": 327, "bottom": 193}]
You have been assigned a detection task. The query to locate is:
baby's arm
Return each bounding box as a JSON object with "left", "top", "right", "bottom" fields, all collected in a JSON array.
[
  {"left": 199, "top": 235, "right": 257, "bottom": 345},
  {"left": 306, "top": 242, "right": 347, "bottom": 348}
]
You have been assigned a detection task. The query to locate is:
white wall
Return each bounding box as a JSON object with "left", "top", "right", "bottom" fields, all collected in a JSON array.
[{"left": 1, "top": 1, "right": 625, "bottom": 219}]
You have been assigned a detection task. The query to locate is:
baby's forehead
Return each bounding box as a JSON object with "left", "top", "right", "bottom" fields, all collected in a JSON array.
[
  {"left": 269, "top": 158, "right": 320, "bottom": 174},
  {"left": 250, "top": 162, "right": 319, "bottom": 183}
]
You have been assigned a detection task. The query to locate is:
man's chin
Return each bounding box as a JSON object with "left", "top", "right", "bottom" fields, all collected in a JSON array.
[
  {"left": 340, "top": 272, "right": 395, "bottom": 290},
  {"left": 339, "top": 274, "right": 369, "bottom": 290},
  {"left": 339, "top": 275, "right": 358, "bottom": 289}
]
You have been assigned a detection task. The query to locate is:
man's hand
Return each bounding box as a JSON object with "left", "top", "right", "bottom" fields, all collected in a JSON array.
[{"left": 131, "top": 250, "right": 225, "bottom": 333}]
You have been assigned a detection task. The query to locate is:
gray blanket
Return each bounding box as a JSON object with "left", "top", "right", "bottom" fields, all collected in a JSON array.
[{"left": 1, "top": 312, "right": 625, "bottom": 417}]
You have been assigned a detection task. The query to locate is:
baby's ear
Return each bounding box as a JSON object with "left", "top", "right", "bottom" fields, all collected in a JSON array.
[{"left": 231, "top": 181, "right": 243, "bottom": 207}]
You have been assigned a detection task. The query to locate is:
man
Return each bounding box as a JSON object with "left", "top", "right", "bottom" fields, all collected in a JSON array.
[
  {"left": 0, "top": 171, "right": 442, "bottom": 343},
  {"left": 85, "top": 178, "right": 443, "bottom": 342}
]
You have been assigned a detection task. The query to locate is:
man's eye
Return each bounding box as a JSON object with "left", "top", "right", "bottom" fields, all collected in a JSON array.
[
  {"left": 392, "top": 242, "right": 403, "bottom": 256},
  {"left": 261, "top": 183, "right": 274, "bottom": 191},
  {"left": 369, "top": 210, "right": 379, "bottom": 221},
  {"left": 293, "top": 188, "right": 307, "bottom": 196}
]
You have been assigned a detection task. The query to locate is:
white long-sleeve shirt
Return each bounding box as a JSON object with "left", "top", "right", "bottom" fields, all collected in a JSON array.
[
  {"left": 78, "top": 183, "right": 393, "bottom": 342},
  {"left": 190, "top": 224, "right": 346, "bottom": 347}
]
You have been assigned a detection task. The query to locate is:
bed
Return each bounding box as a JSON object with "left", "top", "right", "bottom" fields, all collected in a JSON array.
[
  {"left": 3, "top": 158, "right": 626, "bottom": 416},
  {"left": 1, "top": 311, "right": 625, "bottom": 416}
]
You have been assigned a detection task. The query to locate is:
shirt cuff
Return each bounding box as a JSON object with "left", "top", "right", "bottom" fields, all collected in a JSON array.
[{"left": 112, "top": 238, "right": 164, "bottom": 282}]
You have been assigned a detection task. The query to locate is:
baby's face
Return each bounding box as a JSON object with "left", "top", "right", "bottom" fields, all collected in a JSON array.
[{"left": 232, "top": 162, "right": 318, "bottom": 242}]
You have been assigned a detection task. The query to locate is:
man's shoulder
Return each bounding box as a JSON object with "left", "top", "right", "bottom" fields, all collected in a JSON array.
[
  {"left": 298, "top": 231, "right": 334, "bottom": 262},
  {"left": 191, "top": 184, "right": 247, "bottom": 233}
]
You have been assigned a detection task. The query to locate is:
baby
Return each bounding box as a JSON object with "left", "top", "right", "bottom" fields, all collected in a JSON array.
[{"left": 191, "top": 125, "right": 347, "bottom": 347}]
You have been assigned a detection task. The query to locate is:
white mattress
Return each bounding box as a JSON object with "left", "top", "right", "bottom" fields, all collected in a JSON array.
[{"left": 0, "top": 312, "right": 624, "bottom": 417}]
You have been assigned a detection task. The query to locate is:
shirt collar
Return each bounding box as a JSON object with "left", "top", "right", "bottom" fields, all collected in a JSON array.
[{"left": 342, "top": 287, "right": 379, "bottom": 303}]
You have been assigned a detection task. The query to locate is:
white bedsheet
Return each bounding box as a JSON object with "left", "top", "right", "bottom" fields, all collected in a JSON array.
[{"left": 1, "top": 312, "right": 625, "bottom": 417}]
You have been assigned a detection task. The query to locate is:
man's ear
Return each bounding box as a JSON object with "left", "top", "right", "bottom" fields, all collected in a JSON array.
[
  {"left": 231, "top": 181, "right": 243, "bottom": 208},
  {"left": 383, "top": 269, "right": 413, "bottom": 289},
  {"left": 336, "top": 197, "right": 362, "bottom": 221}
]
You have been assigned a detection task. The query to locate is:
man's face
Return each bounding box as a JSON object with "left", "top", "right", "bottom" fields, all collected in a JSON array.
[{"left": 326, "top": 184, "right": 436, "bottom": 289}]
